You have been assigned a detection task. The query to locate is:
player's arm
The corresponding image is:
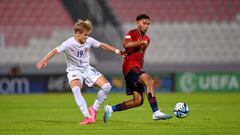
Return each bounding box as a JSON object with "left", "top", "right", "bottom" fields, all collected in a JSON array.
[
  {"left": 123, "top": 33, "right": 148, "bottom": 48},
  {"left": 99, "top": 42, "right": 124, "bottom": 56},
  {"left": 123, "top": 40, "right": 148, "bottom": 48},
  {"left": 36, "top": 49, "right": 59, "bottom": 69}
]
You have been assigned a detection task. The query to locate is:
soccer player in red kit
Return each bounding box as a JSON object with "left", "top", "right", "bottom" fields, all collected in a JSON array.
[{"left": 103, "top": 14, "right": 172, "bottom": 123}]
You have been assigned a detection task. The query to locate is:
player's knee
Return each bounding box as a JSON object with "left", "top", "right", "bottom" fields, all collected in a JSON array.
[
  {"left": 146, "top": 78, "right": 154, "bottom": 87},
  {"left": 134, "top": 96, "right": 144, "bottom": 106},
  {"left": 101, "top": 83, "right": 112, "bottom": 94},
  {"left": 137, "top": 99, "right": 144, "bottom": 106}
]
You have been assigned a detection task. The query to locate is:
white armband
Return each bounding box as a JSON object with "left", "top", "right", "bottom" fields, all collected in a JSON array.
[{"left": 115, "top": 49, "right": 120, "bottom": 54}]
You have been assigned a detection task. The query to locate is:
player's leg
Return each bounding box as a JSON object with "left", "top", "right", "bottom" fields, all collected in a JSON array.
[
  {"left": 113, "top": 91, "right": 144, "bottom": 111},
  {"left": 84, "top": 66, "right": 112, "bottom": 122},
  {"left": 123, "top": 91, "right": 144, "bottom": 109},
  {"left": 69, "top": 79, "right": 93, "bottom": 124},
  {"left": 67, "top": 71, "right": 93, "bottom": 125},
  {"left": 103, "top": 91, "right": 144, "bottom": 123},
  {"left": 138, "top": 73, "right": 157, "bottom": 111},
  {"left": 104, "top": 67, "right": 145, "bottom": 120},
  {"left": 138, "top": 73, "right": 172, "bottom": 120},
  {"left": 89, "top": 76, "right": 111, "bottom": 122},
  {"left": 93, "top": 76, "right": 111, "bottom": 111},
  {"left": 105, "top": 67, "right": 145, "bottom": 113}
]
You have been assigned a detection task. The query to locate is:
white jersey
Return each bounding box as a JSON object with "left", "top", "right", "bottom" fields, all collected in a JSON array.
[{"left": 55, "top": 37, "right": 100, "bottom": 72}]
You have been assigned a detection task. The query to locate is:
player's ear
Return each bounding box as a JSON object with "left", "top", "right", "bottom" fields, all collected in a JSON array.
[{"left": 136, "top": 20, "right": 141, "bottom": 25}]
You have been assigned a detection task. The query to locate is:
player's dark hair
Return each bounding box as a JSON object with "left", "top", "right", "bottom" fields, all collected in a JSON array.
[{"left": 136, "top": 14, "right": 150, "bottom": 21}]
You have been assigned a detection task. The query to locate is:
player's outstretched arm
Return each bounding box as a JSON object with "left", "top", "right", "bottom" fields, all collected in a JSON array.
[
  {"left": 124, "top": 40, "right": 148, "bottom": 48},
  {"left": 99, "top": 43, "right": 125, "bottom": 57},
  {"left": 36, "top": 49, "right": 59, "bottom": 69}
]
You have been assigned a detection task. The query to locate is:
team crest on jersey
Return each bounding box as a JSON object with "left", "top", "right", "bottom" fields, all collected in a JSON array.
[
  {"left": 84, "top": 48, "right": 88, "bottom": 53},
  {"left": 125, "top": 35, "right": 131, "bottom": 39}
]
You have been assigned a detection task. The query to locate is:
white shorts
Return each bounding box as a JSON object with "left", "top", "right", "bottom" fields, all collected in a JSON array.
[{"left": 67, "top": 66, "right": 103, "bottom": 87}]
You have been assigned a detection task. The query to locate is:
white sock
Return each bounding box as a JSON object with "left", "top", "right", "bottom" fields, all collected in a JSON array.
[
  {"left": 72, "top": 86, "right": 90, "bottom": 118},
  {"left": 93, "top": 83, "right": 111, "bottom": 111},
  {"left": 93, "top": 90, "right": 105, "bottom": 111}
]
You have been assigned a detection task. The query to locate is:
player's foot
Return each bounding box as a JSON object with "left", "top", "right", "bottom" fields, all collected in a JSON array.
[
  {"left": 89, "top": 106, "right": 97, "bottom": 123},
  {"left": 79, "top": 117, "right": 94, "bottom": 125},
  {"left": 152, "top": 110, "right": 172, "bottom": 120},
  {"left": 103, "top": 105, "right": 113, "bottom": 123}
]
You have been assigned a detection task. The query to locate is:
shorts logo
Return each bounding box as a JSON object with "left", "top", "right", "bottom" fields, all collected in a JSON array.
[
  {"left": 133, "top": 82, "right": 138, "bottom": 87},
  {"left": 72, "top": 74, "right": 76, "bottom": 77}
]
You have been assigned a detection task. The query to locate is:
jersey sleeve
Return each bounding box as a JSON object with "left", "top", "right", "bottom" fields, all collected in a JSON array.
[
  {"left": 55, "top": 40, "right": 69, "bottom": 53},
  {"left": 88, "top": 37, "right": 101, "bottom": 48},
  {"left": 124, "top": 31, "right": 133, "bottom": 42}
]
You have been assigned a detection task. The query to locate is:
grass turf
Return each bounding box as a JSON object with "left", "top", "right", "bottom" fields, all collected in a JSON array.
[{"left": 0, "top": 92, "right": 239, "bottom": 135}]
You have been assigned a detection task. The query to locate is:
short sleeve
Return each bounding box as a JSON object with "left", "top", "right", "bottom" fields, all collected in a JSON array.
[
  {"left": 124, "top": 32, "right": 132, "bottom": 42},
  {"left": 88, "top": 37, "right": 101, "bottom": 48},
  {"left": 55, "top": 40, "right": 68, "bottom": 53}
]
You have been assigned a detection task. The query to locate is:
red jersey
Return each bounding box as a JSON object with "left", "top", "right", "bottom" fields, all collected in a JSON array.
[{"left": 123, "top": 28, "right": 150, "bottom": 75}]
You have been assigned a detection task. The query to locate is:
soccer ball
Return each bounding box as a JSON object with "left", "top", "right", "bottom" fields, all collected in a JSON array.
[{"left": 173, "top": 102, "right": 190, "bottom": 118}]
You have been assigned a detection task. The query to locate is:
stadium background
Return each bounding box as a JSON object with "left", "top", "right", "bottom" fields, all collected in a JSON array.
[
  {"left": 0, "top": 1, "right": 240, "bottom": 135},
  {"left": 0, "top": 0, "right": 240, "bottom": 94}
]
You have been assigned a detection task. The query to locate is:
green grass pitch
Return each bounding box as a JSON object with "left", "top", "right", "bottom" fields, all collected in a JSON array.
[{"left": 0, "top": 92, "right": 239, "bottom": 135}]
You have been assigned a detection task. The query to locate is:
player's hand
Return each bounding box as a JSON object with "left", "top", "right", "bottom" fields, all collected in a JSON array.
[
  {"left": 119, "top": 50, "right": 127, "bottom": 57},
  {"left": 141, "top": 40, "right": 148, "bottom": 46},
  {"left": 36, "top": 59, "right": 48, "bottom": 69},
  {"left": 116, "top": 50, "right": 127, "bottom": 58}
]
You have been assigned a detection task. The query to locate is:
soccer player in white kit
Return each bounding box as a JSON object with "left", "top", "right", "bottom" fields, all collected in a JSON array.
[{"left": 36, "top": 19, "right": 124, "bottom": 125}]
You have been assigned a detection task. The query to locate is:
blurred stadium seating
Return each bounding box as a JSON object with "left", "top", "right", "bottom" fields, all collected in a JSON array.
[
  {"left": 108, "top": 0, "right": 240, "bottom": 22},
  {"left": 0, "top": 0, "right": 240, "bottom": 74},
  {"left": 0, "top": 0, "right": 98, "bottom": 74},
  {"left": 0, "top": 0, "right": 72, "bottom": 47},
  {"left": 0, "top": 0, "right": 74, "bottom": 66},
  {"left": 108, "top": 0, "right": 240, "bottom": 64}
]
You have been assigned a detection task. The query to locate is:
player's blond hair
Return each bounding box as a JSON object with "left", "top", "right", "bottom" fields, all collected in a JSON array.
[{"left": 73, "top": 19, "right": 92, "bottom": 33}]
